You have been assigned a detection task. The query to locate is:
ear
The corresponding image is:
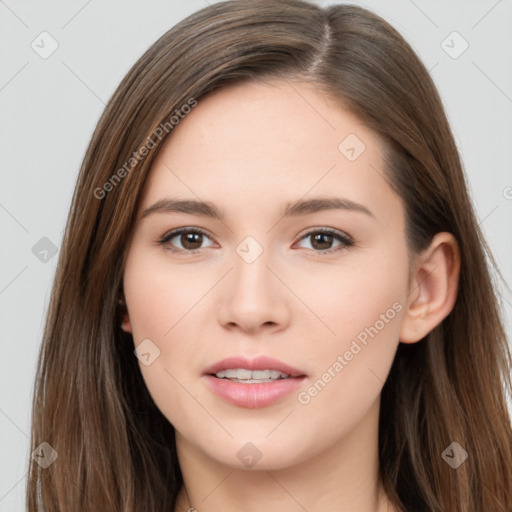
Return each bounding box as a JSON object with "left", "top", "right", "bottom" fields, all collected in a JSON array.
[
  {"left": 399, "top": 232, "right": 460, "bottom": 343},
  {"left": 121, "top": 313, "right": 132, "bottom": 334},
  {"left": 117, "top": 293, "right": 132, "bottom": 334}
]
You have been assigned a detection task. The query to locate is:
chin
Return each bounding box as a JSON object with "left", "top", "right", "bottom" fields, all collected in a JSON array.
[{"left": 194, "top": 434, "right": 314, "bottom": 472}]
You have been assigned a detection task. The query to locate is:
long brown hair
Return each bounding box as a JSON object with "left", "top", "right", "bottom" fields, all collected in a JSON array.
[{"left": 27, "top": 1, "right": 512, "bottom": 510}]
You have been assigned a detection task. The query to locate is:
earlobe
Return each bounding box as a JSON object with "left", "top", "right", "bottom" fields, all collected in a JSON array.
[
  {"left": 117, "top": 293, "right": 132, "bottom": 333},
  {"left": 399, "top": 232, "right": 460, "bottom": 344},
  {"left": 121, "top": 313, "right": 132, "bottom": 333}
]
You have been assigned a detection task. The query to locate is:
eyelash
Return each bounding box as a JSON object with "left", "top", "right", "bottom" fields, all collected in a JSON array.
[{"left": 157, "top": 227, "right": 354, "bottom": 256}]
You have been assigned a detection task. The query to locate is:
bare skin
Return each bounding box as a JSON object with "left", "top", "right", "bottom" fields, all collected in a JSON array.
[{"left": 121, "top": 79, "right": 460, "bottom": 512}]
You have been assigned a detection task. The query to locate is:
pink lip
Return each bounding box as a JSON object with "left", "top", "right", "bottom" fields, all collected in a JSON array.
[{"left": 202, "top": 355, "right": 307, "bottom": 409}]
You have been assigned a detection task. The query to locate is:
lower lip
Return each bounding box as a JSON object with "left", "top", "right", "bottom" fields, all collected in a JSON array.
[{"left": 203, "top": 375, "right": 306, "bottom": 408}]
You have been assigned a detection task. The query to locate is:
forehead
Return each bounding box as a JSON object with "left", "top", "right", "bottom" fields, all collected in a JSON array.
[
  {"left": 140, "top": 79, "right": 403, "bottom": 228},
  {"left": 158, "top": 79, "right": 376, "bottom": 169}
]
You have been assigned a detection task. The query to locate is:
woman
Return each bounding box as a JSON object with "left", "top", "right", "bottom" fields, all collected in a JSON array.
[{"left": 27, "top": 1, "right": 512, "bottom": 511}]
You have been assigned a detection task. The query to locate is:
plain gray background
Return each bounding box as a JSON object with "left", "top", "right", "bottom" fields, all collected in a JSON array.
[{"left": 1, "top": 1, "right": 511, "bottom": 510}]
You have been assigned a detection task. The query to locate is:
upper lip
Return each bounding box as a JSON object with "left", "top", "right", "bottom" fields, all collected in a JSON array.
[{"left": 203, "top": 355, "right": 306, "bottom": 377}]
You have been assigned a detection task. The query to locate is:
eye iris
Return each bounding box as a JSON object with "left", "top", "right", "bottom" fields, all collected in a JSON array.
[
  {"left": 182, "top": 232, "right": 203, "bottom": 250},
  {"left": 312, "top": 233, "right": 333, "bottom": 250}
]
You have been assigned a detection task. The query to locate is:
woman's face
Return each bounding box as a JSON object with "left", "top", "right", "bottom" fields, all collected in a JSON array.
[{"left": 122, "top": 79, "right": 412, "bottom": 470}]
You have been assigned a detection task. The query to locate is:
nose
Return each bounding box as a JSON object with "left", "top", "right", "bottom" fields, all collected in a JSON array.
[{"left": 217, "top": 246, "right": 291, "bottom": 334}]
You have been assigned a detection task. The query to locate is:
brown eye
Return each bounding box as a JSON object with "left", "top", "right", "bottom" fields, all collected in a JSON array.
[
  {"left": 310, "top": 232, "right": 335, "bottom": 250},
  {"left": 296, "top": 229, "right": 353, "bottom": 253},
  {"left": 180, "top": 232, "right": 203, "bottom": 250},
  {"left": 159, "top": 228, "right": 214, "bottom": 253}
]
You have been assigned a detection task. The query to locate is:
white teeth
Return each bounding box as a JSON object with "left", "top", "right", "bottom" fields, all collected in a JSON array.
[
  {"left": 214, "top": 368, "right": 290, "bottom": 380},
  {"left": 252, "top": 370, "right": 271, "bottom": 379},
  {"left": 236, "top": 369, "right": 253, "bottom": 379}
]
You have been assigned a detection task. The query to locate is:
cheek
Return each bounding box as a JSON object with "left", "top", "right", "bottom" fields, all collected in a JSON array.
[
  {"left": 122, "top": 246, "right": 216, "bottom": 400},
  {"left": 123, "top": 248, "right": 207, "bottom": 339},
  {"left": 301, "top": 291, "right": 404, "bottom": 408},
  {"left": 122, "top": 249, "right": 208, "bottom": 432},
  {"left": 291, "top": 245, "right": 407, "bottom": 418},
  {"left": 298, "top": 243, "right": 408, "bottom": 351}
]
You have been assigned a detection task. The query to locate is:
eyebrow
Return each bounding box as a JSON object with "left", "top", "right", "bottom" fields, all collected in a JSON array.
[{"left": 141, "top": 196, "right": 375, "bottom": 220}]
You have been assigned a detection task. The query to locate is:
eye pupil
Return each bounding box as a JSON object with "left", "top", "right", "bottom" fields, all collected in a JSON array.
[
  {"left": 182, "top": 232, "right": 203, "bottom": 250},
  {"left": 312, "top": 233, "right": 333, "bottom": 250}
]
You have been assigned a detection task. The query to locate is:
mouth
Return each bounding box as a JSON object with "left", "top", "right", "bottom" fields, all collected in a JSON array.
[
  {"left": 212, "top": 368, "right": 294, "bottom": 383},
  {"left": 202, "top": 354, "right": 306, "bottom": 380},
  {"left": 202, "top": 355, "right": 307, "bottom": 408}
]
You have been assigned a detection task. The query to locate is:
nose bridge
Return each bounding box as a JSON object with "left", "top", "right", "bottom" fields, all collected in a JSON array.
[
  {"left": 217, "top": 234, "right": 289, "bottom": 331},
  {"left": 231, "top": 235, "right": 276, "bottom": 301}
]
